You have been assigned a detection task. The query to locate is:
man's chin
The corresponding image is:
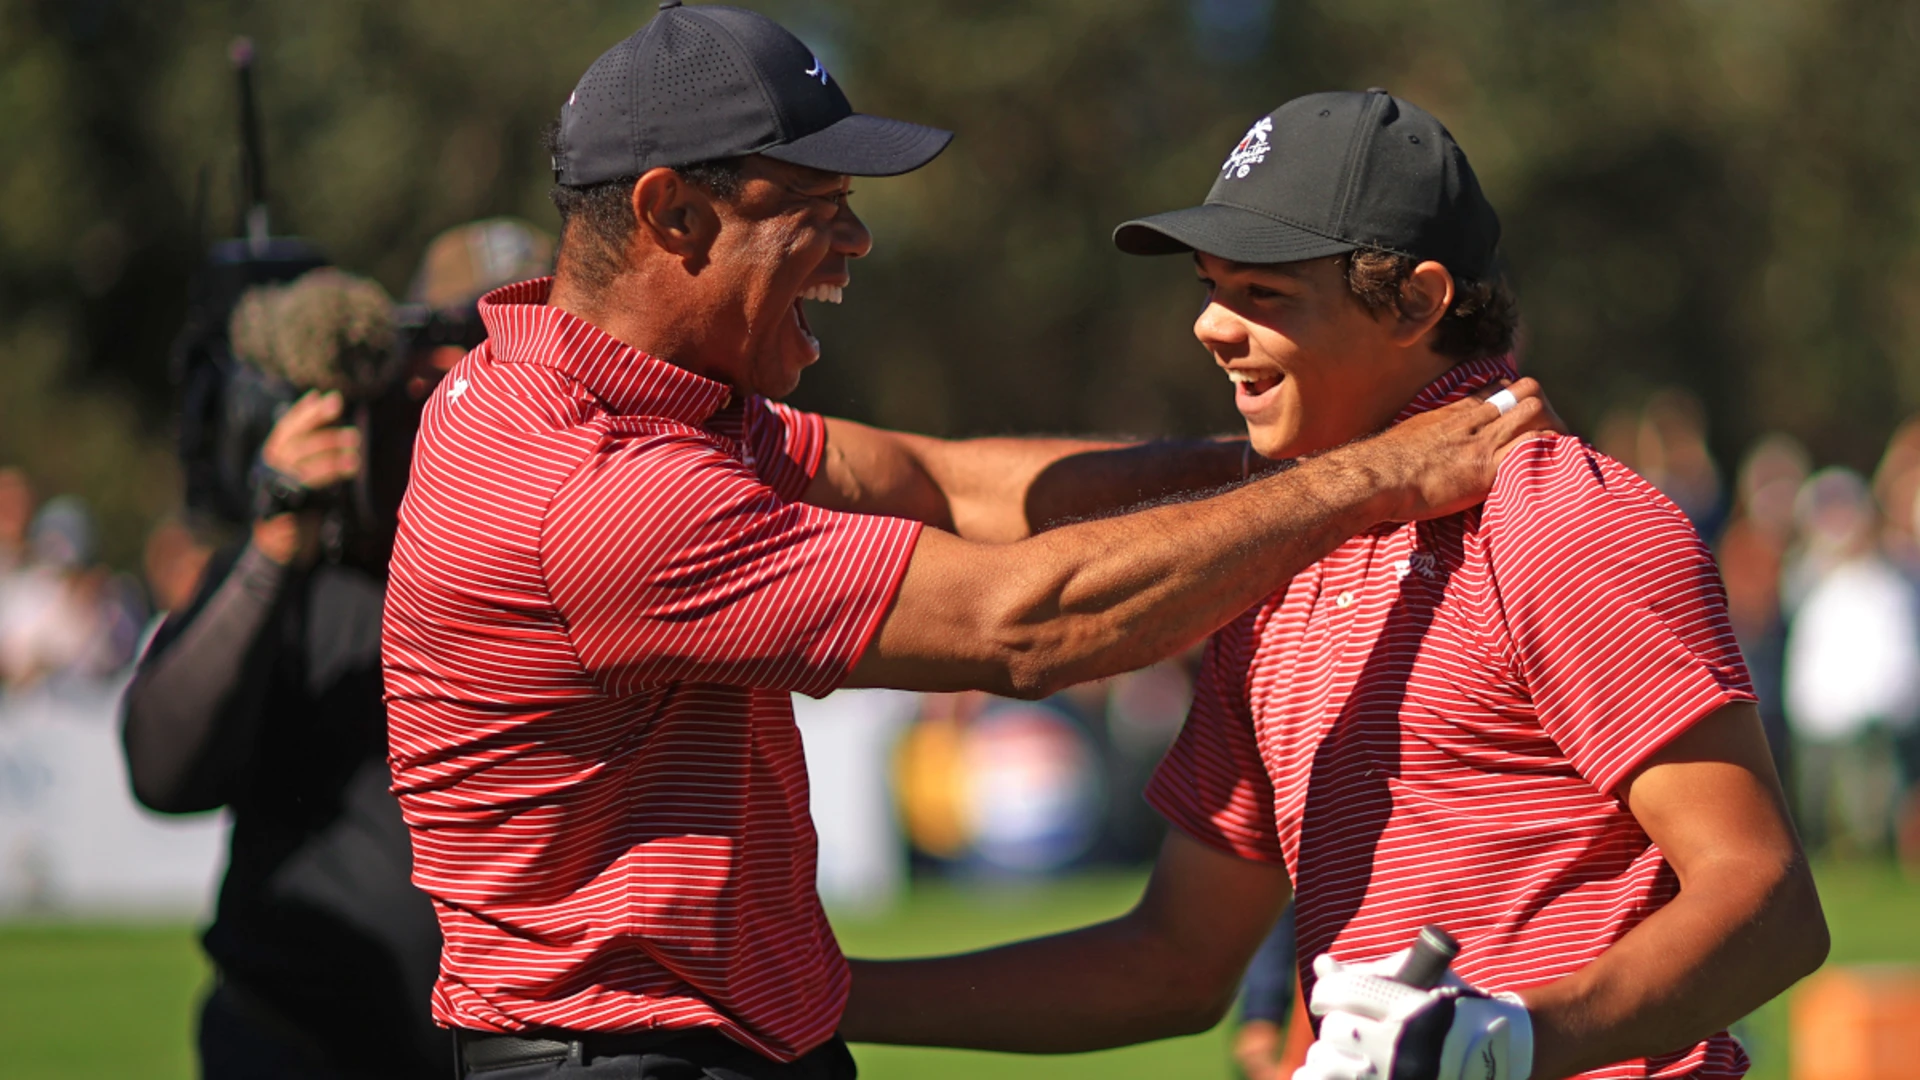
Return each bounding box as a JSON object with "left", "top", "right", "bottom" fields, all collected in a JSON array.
[
  {"left": 756, "top": 368, "right": 807, "bottom": 402},
  {"left": 1245, "top": 420, "right": 1297, "bottom": 462}
]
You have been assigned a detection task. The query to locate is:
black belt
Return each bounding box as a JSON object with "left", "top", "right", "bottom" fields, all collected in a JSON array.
[{"left": 453, "top": 1028, "right": 857, "bottom": 1078}]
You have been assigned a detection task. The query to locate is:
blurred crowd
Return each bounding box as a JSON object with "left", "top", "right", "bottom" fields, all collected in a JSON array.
[
  {"left": 0, "top": 468, "right": 162, "bottom": 696},
  {"left": 1604, "top": 392, "right": 1920, "bottom": 867}
]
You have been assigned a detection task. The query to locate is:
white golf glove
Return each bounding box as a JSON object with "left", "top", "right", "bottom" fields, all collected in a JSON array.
[{"left": 1292, "top": 949, "right": 1533, "bottom": 1080}]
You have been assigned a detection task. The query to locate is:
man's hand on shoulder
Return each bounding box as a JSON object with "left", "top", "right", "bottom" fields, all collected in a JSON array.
[{"left": 1344, "top": 377, "right": 1561, "bottom": 523}]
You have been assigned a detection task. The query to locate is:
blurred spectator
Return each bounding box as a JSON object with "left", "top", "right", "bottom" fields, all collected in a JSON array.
[
  {"left": 0, "top": 467, "right": 31, "bottom": 576},
  {"left": 1782, "top": 467, "right": 1920, "bottom": 857},
  {"left": 1873, "top": 418, "right": 1920, "bottom": 572},
  {"left": 1872, "top": 422, "right": 1920, "bottom": 864},
  {"left": 141, "top": 516, "right": 214, "bottom": 615},
  {"left": 1593, "top": 406, "right": 1641, "bottom": 471},
  {"left": 0, "top": 495, "right": 144, "bottom": 691},
  {"left": 1597, "top": 391, "right": 1728, "bottom": 540},
  {"left": 1716, "top": 434, "right": 1811, "bottom": 782},
  {"left": 1637, "top": 389, "right": 1727, "bottom": 539}
]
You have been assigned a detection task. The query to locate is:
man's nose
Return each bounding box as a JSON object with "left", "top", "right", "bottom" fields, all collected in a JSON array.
[
  {"left": 835, "top": 204, "right": 874, "bottom": 259},
  {"left": 1193, "top": 301, "right": 1245, "bottom": 350}
]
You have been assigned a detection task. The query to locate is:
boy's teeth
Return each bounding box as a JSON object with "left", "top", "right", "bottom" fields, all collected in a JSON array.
[
  {"left": 799, "top": 284, "right": 844, "bottom": 304},
  {"left": 1227, "top": 370, "right": 1257, "bottom": 384}
]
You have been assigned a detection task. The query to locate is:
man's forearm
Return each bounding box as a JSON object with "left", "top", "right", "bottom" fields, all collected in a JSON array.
[
  {"left": 843, "top": 919, "right": 1228, "bottom": 1052},
  {"left": 854, "top": 438, "right": 1394, "bottom": 696},
  {"left": 994, "top": 441, "right": 1393, "bottom": 694},
  {"left": 906, "top": 432, "right": 1260, "bottom": 542},
  {"left": 1519, "top": 855, "right": 1825, "bottom": 1079}
]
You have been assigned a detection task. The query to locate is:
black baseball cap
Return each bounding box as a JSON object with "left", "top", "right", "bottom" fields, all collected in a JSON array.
[
  {"left": 1114, "top": 89, "right": 1500, "bottom": 280},
  {"left": 553, "top": 1, "right": 952, "bottom": 185}
]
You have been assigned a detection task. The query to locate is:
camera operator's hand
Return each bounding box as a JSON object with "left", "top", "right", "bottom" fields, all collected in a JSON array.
[{"left": 253, "top": 391, "right": 362, "bottom": 565}]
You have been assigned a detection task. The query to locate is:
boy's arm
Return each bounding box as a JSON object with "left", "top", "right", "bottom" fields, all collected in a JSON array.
[
  {"left": 841, "top": 829, "right": 1292, "bottom": 1051},
  {"left": 1519, "top": 702, "right": 1827, "bottom": 1078}
]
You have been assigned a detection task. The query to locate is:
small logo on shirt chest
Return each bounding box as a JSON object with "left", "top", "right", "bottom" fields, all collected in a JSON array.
[
  {"left": 447, "top": 377, "right": 471, "bottom": 403},
  {"left": 1391, "top": 550, "right": 1443, "bottom": 582}
]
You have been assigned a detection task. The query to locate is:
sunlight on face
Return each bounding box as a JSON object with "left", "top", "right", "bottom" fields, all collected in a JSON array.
[
  {"left": 1192, "top": 253, "right": 1428, "bottom": 460},
  {"left": 705, "top": 157, "right": 872, "bottom": 400}
]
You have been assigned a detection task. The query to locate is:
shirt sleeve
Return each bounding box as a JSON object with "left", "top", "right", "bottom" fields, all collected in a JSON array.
[
  {"left": 1484, "top": 436, "right": 1756, "bottom": 795},
  {"left": 1144, "top": 613, "right": 1287, "bottom": 866},
  {"left": 542, "top": 430, "right": 921, "bottom": 699},
  {"left": 748, "top": 398, "right": 828, "bottom": 503}
]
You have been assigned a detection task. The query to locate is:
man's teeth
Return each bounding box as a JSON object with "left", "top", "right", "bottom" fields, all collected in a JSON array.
[
  {"left": 1227, "top": 370, "right": 1275, "bottom": 384},
  {"left": 799, "top": 284, "right": 844, "bottom": 304}
]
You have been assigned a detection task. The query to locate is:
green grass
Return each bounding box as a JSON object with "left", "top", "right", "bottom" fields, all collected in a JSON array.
[
  {"left": 0, "top": 863, "right": 1914, "bottom": 1080},
  {"left": 0, "top": 923, "right": 209, "bottom": 1080}
]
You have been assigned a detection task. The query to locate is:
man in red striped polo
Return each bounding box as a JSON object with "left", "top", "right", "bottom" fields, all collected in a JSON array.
[
  {"left": 383, "top": 11, "right": 1556, "bottom": 1080},
  {"left": 841, "top": 92, "right": 1826, "bottom": 1080}
]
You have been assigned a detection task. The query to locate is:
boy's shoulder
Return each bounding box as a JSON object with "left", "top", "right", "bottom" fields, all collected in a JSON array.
[{"left": 1482, "top": 433, "right": 1699, "bottom": 553}]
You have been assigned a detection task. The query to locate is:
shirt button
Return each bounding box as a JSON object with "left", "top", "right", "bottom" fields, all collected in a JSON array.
[{"left": 1336, "top": 591, "right": 1355, "bottom": 609}]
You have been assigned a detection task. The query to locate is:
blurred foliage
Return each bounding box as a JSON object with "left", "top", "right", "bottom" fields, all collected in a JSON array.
[{"left": 3, "top": 0, "right": 1920, "bottom": 564}]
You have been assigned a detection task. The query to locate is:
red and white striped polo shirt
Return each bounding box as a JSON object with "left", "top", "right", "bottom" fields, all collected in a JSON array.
[
  {"left": 382, "top": 278, "right": 922, "bottom": 1061},
  {"left": 1147, "top": 356, "right": 1756, "bottom": 1080}
]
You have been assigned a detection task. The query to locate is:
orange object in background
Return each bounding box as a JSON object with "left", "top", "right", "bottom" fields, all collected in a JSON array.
[
  {"left": 1277, "top": 981, "right": 1313, "bottom": 1075},
  {"left": 1791, "top": 965, "right": 1920, "bottom": 1080}
]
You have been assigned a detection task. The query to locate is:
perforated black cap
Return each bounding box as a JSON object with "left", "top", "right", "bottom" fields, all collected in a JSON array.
[
  {"left": 554, "top": 2, "right": 952, "bottom": 184},
  {"left": 1114, "top": 90, "right": 1500, "bottom": 280}
]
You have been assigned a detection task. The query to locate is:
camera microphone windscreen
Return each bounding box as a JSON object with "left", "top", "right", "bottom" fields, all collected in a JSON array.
[{"left": 229, "top": 267, "right": 398, "bottom": 398}]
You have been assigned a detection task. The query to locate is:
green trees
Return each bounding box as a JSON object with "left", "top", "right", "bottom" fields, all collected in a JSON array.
[{"left": 4, "top": 0, "right": 1917, "bottom": 563}]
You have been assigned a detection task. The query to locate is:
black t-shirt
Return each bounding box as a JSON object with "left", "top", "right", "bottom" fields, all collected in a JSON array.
[{"left": 125, "top": 546, "right": 447, "bottom": 1076}]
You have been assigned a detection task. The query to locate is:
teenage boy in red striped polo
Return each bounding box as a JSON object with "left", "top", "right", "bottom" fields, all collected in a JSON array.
[
  {"left": 842, "top": 91, "right": 1827, "bottom": 1080},
  {"left": 384, "top": 11, "right": 1558, "bottom": 1080}
]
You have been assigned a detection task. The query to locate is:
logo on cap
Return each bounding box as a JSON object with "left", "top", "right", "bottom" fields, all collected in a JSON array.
[
  {"left": 805, "top": 54, "right": 829, "bottom": 84},
  {"left": 1221, "top": 117, "right": 1273, "bottom": 180}
]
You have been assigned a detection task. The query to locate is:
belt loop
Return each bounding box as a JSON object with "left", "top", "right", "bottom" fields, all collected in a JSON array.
[
  {"left": 568, "top": 1038, "right": 585, "bottom": 1066},
  {"left": 452, "top": 1030, "right": 465, "bottom": 1079}
]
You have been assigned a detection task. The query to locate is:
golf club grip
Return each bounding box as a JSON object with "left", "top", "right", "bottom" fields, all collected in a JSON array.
[{"left": 1395, "top": 925, "right": 1461, "bottom": 989}]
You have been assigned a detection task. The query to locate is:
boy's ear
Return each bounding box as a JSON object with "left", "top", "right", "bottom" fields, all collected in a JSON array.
[{"left": 1392, "top": 260, "right": 1455, "bottom": 347}]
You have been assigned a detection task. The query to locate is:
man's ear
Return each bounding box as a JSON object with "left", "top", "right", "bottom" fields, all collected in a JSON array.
[
  {"left": 631, "top": 167, "right": 720, "bottom": 268},
  {"left": 1392, "top": 260, "right": 1456, "bottom": 347}
]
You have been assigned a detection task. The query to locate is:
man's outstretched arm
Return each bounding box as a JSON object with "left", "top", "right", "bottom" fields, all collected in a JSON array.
[
  {"left": 1519, "top": 703, "right": 1828, "bottom": 1079},
  {"left": 806, "top": 419, "right": 1272, "bottom": 542},
  {"left": 842, "top": 830, "right": 1291, "bottom": 1051}
]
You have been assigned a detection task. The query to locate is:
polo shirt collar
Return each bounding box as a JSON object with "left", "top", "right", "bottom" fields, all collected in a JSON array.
[
  {"left": 478, "top": 278, "right": 733, "bottom": 424},
  {"left": 1393, "top": 354, "right": 1521, "bottom": 424}
]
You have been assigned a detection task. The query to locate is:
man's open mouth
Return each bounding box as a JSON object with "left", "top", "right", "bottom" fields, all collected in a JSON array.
[
  {"left": 1228, "top": 369, "right": 1283, "bottom": 397},
  {"left": 790, "top": 284, "right": 845, "bottom": 356}
]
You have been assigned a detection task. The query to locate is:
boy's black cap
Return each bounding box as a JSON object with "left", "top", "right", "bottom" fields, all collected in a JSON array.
[
  {"left": 554, "top": 1, "right": 952, "bottom": 185},
  {"left": 1114, "top": 90, "right": 1500, "bottom": 280}
]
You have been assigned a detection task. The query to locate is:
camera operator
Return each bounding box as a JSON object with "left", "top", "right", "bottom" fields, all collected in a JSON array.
[{"left": 121, "top": 222, "right": 552, "bottom": 1080}]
